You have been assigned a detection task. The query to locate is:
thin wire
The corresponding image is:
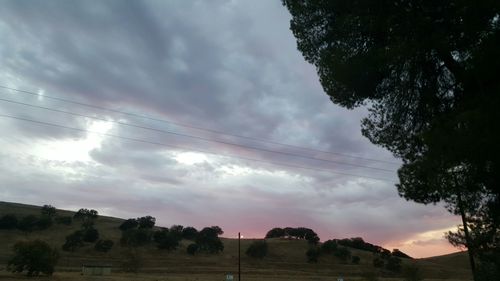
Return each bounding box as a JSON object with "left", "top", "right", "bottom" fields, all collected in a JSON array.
[
  {"left": 0, "top": 97, "right": 395, "bottom": 173},
  {"left": 0, "top": 113, "right": 396, "bottom": 182},
  {"left": 0, "top": 85, "right": 400, "bottom": 165}
]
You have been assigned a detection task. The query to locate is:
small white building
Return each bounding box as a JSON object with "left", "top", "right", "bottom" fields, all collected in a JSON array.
[{"left": 82, "top": 263, "right": 112, "bottom": 276}]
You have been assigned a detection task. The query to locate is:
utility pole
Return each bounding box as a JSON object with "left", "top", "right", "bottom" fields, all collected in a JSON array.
[{"left": 238, "top": 232, "right": 241, "bottom": 281}]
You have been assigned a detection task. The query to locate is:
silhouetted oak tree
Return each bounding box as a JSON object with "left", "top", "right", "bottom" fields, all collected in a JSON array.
[{"left": 283, "top": 1, "right": 500, "bottom": 278}]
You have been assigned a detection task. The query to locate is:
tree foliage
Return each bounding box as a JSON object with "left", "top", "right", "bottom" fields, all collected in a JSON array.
[
  {"left": 94, "top": 239, "right": 114, "bottom": 252},
  {"left": 137, "top": 216, "right": 156, "bottom": 229},
  {"left": 8, "top": 240, "right": 59, "bottom": 276},
  {"left": 195, "top": 226, "right": 224, "bottom": 254},
  {"left": 41, "top": 205, "right": 56, "bottom": 217},
  {"left": 62, "top": 231, "right": 84, "bottom": 252},
  {"left": 282, "top": 1, "right": 500, "bottom": 278},
  {"left": 182, "top": 226, "right": 199, "bottom": 240},
  {"left": 306, "top": 247, "right": 320, "bottom": 263},
  {"left": 119, "top": 219, "right": 138, "bottom": 231},
  {"left": 0, "top": 214, "right": 18, "bottom": 229},
  {"left": 74, "top": 208, "right": 98, "bottom": 220},
  {"left": 264, "top": 227, "right": 319, "bottom": 244},
  {"left": 187, "top": 243, "right": 199, "bottom": 255},
  {"left": 246, "top": 240, "right": 268, "bottom": 259}
]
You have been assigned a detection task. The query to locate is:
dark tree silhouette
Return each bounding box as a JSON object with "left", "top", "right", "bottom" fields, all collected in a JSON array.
[
  {"left": 182, "top": 226, "right": 199, "bottom": 240},
  {"left": 282, "top": 1, "right": 500, "bottom": 278},
  {"left": 119, "top": 219, "right": 138, "bottom": 231},
  {"left": 0, "top": 214, "right": 18, "bottom": 229},
  {"left": 137, "top": 216, "right": 155, "bottom": 229},
  {"left": 41, "top": 205, "right": 56, "bottom": 217},
  {"left": 94, "top": 239, "right": 114, "bottom": 252},
  {"left": 246, "top": 240, "right": 268, "bottom": 259},
  {"left": 8, "top": 240, "right": 59, "bottom": 276}
]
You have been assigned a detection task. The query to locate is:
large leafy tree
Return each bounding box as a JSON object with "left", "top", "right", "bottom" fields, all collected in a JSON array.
[
  {"left": 8, "top": 240, "right": 59, "bottom": 276},
  {"left": 283, "top": 0, "right": 500, "bottom": 279}
]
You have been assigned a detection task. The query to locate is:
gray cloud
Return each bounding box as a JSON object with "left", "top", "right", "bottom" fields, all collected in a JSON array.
[{"left": 0, "top": 0, "right": 458, "bottom": 257}]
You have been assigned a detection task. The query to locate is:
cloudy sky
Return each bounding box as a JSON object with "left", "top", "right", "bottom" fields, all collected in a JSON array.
[{"left": 0, "top": 0, "right": 461, "bottom": 258}]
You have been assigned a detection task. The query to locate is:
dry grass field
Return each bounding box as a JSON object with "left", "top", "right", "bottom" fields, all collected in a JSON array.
[{"left": 0, "top": 202, "right": 472, "bottom": 281}]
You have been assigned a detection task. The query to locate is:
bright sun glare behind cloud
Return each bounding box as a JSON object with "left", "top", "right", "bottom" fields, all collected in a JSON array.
[
  {"left": 175, "top": 152, "right": 208, "bottom": 165},
  {"left": 34, "top": 120, "right": 113, "bottom": 162}
]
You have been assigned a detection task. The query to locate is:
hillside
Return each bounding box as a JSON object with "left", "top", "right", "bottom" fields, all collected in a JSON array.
[{"left": 0, "top": 201, "right": 472, "bottom": 280}]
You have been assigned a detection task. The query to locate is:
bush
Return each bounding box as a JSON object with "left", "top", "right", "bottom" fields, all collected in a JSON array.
[
  {"left": 385, "top": 256, "right": 402, "bottom": 272},
  {"left": 17, "top": 215, "right": 38, "bottom": 233},
  {"left": 8, "top": 240, "right": 59, "bottom": 276},
  {"left": 137, "top": 216, "right": 155, "bottom": 229},
  {"left": 0, "top": 214, "right": 18, "bottom": 229},
  {"left": 62, "top": 231, "right": 84, "bottom": 252},
  {"left": 36, "top": 215, "right": 53, "bottom": 230},
  {"left": 41, "top": 205, "right": 56, "bottom": 217},
  {"left": 187, "top": 243, "right": 199, "bottom": 255},
  {"left": 119, "top": 219, "right": 139, "bottom": 231},
  {"left": 334, "top": 247, "right": 352, "bottom": 263},
  {"left": 321, "top": 239, "right": 338, "bottom": 254},
  {"left": 83, "top": 227, "right": 99, "bottom": 243},
  {"left": 157, "top": 233, "right": 181, "bottom": 251},
  {"left": 182, "top": 226, "right": 198, "bottom": 240},
  {"left": 246, "top": 240, "right": 268, "bottom": 259},
  {"left": 265, "top": 227, "right": 285, "bottom": 238},
  {"left": 94, "top": 239, "right": 114, "bottom": 252},
  {"left": 306, "top": 247, "right": 320, "bottom": 263},
  {"left": 121, "top": 228, "right": 151, "bottom": 247},
  {"left": 55, "top": 216, "right": 72, "bottom": 225},
  {"left": 196, "top": 227, "right": 224, "bottom": 253},
  {"left": 74, "top": 208, "right": 98, "bottom": 220}
]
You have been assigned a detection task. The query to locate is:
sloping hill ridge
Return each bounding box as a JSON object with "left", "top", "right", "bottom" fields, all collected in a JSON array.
[{"left": 0, "top": 201, "right": 472, "bottom": 280}]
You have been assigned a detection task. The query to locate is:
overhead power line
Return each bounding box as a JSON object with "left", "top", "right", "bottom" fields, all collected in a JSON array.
[
  {"left": 0, "top": 97, "right": 395, "bottom": 173},
  {"left": 0, "top": 85, "right": 400, "bottom": 165},
  {"left": 0, "top": 113, "right": 396, "bottom": 183}
]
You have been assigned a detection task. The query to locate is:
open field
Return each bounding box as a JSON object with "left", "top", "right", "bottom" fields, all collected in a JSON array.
[{"left": 0, "top": 202, "right": 472, "bottom": 281}]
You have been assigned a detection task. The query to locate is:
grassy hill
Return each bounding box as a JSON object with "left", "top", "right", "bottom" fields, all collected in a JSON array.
[{"left": 0, "top": 201, "right": 472, "bottom": 280}]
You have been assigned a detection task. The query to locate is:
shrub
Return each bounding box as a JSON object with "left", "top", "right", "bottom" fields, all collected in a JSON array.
[
  {"left": 121, "top": 228, "right": 151, "bottom": 247},
  {"left": 0, "top": 214, "right": 18, "bottom": 229},
  {"left": 182, "top": 226, "right": 198, "bottom": 240},
  {"left": 334, "top": 247, "right": 352, "bottom": 263},
  {"left": 187, "top": 243, "right": 199, "bottom": 255},
  {"left": 94, "top": 239, "right": 114, "bottom": 252},
  {"left": 306, "top": 247, "right": 320, "bottom": 263},
  {"left": 41, "top": 205, "right": 56, "bottom": 217},
  {"left": 8, "top": 240, "right": 59, "bottom": 276},
  {"left": 246, "top": 240, "right": 268, "bottom": 259},
  {"left": 137, "top": 216, "right": 155, "bottom": 229},
  {"left": 321, "top": 239, "right": 338, "bottom": 254},
  {"left": 17, "top": 215, "right": 38, "bottom": 233},
  {"left": 196, "top": 227, "right": 224, "bottom": 253},
  {"left": 55, "top": 216, "right": 72, "bottom": 225},
  {"left": 62, "top": 231, "right": 84, "bottom": 252},
  {"left": 385, "top": 256, "right": 402, "bottom": 272},
  {"left": 265, "top": 227, "right": 285, "bottom": 238},
  {"left": 157, "top": 233, "right": 181, "bottom": 251},
  {"left": 83, "top": 227, "right": 99, "bottom": 243},
  {"left": 74, "top": 208, "right": 98, "bottom": 220},
  {"left": 36, "top": 215, "right": 53, "bottom": 230},
  {"left": 119, "top": 219, "right": 138, "bottom": 231}
]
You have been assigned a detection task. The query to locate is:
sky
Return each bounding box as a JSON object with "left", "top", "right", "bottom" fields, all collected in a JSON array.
[{"left": 0, "top": 0, "right": 462, "bottom": 258}]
